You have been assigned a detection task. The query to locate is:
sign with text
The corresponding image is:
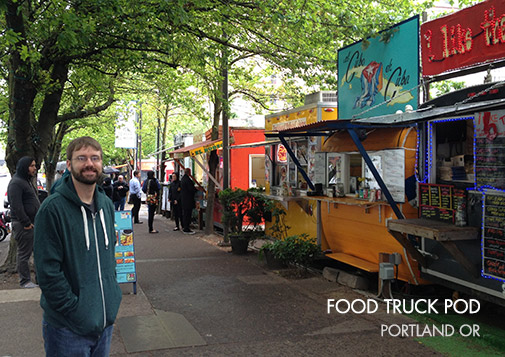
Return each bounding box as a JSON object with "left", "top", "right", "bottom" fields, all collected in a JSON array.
[
  {"left": 482, "top": 191, "right": 505, "bottom": 281},
  {"left": 419, "top": 183, "right": 457, "bottom": 223},
  {"left": 421, "top": 0, "right": 505, "bottom": 77},
  {"left": 114, "top": 211, "right": 137, "bottom": 284},
  {"left": 338, "top": 16, "right": 419, "bottom": 120},
  {"left": 474, "top": 110, "right": 505, "bottom": 190},
  {"left": 189, "top": 140, "right": 223, "bottom": 157}
]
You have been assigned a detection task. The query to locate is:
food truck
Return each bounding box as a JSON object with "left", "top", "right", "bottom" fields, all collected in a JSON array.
[{"left": 265, "top": 0, "right": 505, "bottom": 305}]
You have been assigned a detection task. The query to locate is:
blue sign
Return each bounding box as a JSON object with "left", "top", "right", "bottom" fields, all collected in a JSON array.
[
  {"left": 114, "top": 211, "right": 137, "bottom": 284},
  {"left": 338, "top": 16, "right": 419, "bottom": 120}
]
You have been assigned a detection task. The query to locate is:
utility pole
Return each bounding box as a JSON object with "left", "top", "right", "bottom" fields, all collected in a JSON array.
[{"left": 138, "top": 103, "right": 142, "bottom": 172}]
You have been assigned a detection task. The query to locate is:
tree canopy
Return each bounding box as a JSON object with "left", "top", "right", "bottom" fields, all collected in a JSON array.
[{"left": 1, "top": 0, "right": 446, "bottom": 174}]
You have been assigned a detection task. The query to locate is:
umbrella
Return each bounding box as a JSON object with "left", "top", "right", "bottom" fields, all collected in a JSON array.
[{"left": 103, "top": 166, "right": 120, "bottom": 174}]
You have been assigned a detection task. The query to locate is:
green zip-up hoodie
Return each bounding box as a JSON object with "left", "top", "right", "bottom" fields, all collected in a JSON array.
[{"left": 34, "top": 174, "right": 122, "bottom": 337}]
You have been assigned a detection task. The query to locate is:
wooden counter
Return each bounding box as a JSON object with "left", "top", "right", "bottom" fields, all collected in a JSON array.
[{"left": 387, "top": 218, "right": 479, "bottom": 242}]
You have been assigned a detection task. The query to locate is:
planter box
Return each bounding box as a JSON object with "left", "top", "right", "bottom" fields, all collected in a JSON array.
[{"left": 230, "top": 235, "right": 249, "bottom": 255}]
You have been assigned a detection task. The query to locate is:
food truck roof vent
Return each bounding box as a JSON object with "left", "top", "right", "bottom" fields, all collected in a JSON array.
[{"left": 304, "top": 91, "right": 338, "bottom": 105}]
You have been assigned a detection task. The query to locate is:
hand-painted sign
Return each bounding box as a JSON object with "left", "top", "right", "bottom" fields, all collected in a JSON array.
[
  {"left": 189, "top": 140, "right": 223, "bottom": 157},
  {"left": 421, "top": 0, "right": 505, "bottom": 77},
  {"left": 338, "top": 16, "right": 419, "bottom": 120}
]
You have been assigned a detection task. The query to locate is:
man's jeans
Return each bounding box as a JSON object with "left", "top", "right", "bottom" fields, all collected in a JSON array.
[
  {"left": 114, "top": 196, "right": 126, "bottom": 211},
  {"left": 43, "top": 320, "right": 113, "bottom": 357}
]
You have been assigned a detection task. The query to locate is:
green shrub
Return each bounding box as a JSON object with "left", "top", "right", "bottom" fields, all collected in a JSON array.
[{"left": 260, "top": 233, "right": 320, "bottom": 267}]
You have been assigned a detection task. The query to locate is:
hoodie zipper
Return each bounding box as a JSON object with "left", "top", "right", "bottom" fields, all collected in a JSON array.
[{"left": 92, "top": 213, "right": 107, "bottom": 329}]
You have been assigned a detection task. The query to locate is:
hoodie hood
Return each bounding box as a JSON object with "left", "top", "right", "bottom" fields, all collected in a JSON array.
[
  {"left": 54, "top": 174, "right": 111, "bottom": 250},
  {"left": 15, "top": 156, "right": 36, "bottom": 180}
]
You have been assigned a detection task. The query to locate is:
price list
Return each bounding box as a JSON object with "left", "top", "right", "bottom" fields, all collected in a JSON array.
[
  {"left": 474, "top": 120, "right": 505, "bottom": 189},
  {"left": 482, "top": 192, "right": 505, "bottom": 280},
  {"left": 419, "top": 183, "right": 455, "bottom": 223}
]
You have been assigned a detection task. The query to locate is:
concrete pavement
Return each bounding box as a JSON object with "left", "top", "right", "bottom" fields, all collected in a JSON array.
[{"left": 0, "top": 206, "right": 441, "bottom": 356}]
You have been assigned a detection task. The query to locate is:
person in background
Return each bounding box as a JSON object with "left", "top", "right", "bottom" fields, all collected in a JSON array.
[
  {"left": 112, "top": 174, "right": 129, "bottom": 210},
  {"left": 168, "top": 172, "right": 182, "bottom": 231},
  {"left": 142, "top": 170, "right": 161, "bottom": 234},
  {"left": 129, "top": 170, "right": 143, "bottom": 224},
  {"left": 180, "top": 168, "right": 197, "bottom": 235},
  {"left": 102, "top": 177, "right": 113, "bottom": 200},
  {"left": 7, "top": 156, "right": 41, "bottom": 288},
  {"left": 33, "top": 136, "right": 122, "bottom": 355}
]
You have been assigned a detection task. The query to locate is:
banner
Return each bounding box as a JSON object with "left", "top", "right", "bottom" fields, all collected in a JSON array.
[
  {"left": 421, "top": 0, "right": 505, "bottom": 77},
  {"left": 115, "top": 102, "right": 137, "bottom": 149},
  {"left": 338, "top": 16, "right": 419, "bottom": 120}
]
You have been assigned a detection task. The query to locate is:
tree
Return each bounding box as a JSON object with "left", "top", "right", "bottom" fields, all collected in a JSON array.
[{"left": 2, "top": 0, "right": 434, "bottom": 174}]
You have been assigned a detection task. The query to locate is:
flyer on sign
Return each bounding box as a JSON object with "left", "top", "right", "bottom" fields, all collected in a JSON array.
[{"left": 114, "top": 211, "right": 137, "bottom": 284}]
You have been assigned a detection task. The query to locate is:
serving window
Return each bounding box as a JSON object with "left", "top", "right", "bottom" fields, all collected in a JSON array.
[{"left": 431, "top": 117, "right": 474, "bottom": 185}]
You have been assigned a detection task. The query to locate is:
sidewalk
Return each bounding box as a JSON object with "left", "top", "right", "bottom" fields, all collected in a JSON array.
[{"left": 0, "top": 206, "right": 440, "bottom": 356}]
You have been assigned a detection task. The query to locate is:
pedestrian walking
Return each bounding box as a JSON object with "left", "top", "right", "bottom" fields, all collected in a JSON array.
[
  {"left": 142, "top": 170, "right": 161, "bottom": 234},
  {"left": 112, "top": 174, "right": 129, "bottom": 210},
  {"left": 33, "top": 136, "right": 122, "bottom": 355},
  {"left": 7, "top": 156, "right": 41, "bottom": 288},
  {"left": 129, "top": 170, "right": 143, "bottom": 224},
  {"left": 168, "top": 172, "right": 182, "bottom": 231},
  {"left": 180, "top": 168, "right": 197, "bottom": 235}
]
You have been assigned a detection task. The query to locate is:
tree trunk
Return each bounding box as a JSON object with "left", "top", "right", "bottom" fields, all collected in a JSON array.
[
  {"left": 0, "top": 238, "right": 18, "bottom": 274},
  {"left": 45, "top": 122, "right": 69, "bottom": 192},
  {"left": 204, "top": 87, "right": 223, "bottom": 235},
  {"left": 205, "top": 150, "right": 219, "bottom": 234}
]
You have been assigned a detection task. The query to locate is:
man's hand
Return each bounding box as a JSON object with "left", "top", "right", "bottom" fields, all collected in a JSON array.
[{"left": 24, "top": 223, "right": 34, "bottom": 230}]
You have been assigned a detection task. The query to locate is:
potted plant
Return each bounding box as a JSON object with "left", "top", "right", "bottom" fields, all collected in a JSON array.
[{"left": 218, "top": 187, "right": 273, "bottom": 254}]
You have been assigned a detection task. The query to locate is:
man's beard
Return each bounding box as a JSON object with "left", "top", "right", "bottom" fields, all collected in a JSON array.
[{"left": 71, "top": 164, "right": 101, "bottom": 185}]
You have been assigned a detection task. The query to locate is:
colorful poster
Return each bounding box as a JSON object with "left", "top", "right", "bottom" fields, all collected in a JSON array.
[
  {"left": 114, "top": 211, "right": 137, "bottom": 284},
  {"left": 421, "top": 0, "right": 505, "bottom": 77},
  {"left": 338, "top": 16, "right": 419, "bottom": 120},
  {"left": 474, "top": 110, "right": 505, "bottom": 190}
]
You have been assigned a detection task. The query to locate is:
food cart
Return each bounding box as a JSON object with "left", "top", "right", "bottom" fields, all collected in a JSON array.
[{"left": 265, "top": 0, "right": 505, "bottom": 305}]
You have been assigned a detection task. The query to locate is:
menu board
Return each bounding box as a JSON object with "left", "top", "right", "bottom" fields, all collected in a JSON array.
[
  {"left": 419, "top": 183, "right": 455, "bottom": 223},
  {"left": 364, "top": 149, "right": 405, "bottom": 202},
  {"left": 475, "top": 111, "right": 505, "bottom": 190},
  {"left": 313, "top": 152, "right": 327, "bottom": 185},
  {"left": 114, "top": 211, "right": 137, "bottom": 285},
  {"left": 482, "top": 191, "right": 505, "bottom": 280}
]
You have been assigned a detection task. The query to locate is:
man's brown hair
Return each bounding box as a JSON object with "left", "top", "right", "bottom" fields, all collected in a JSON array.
[{"left": 66, "top": 136, "right": 103, "bottom": 160}]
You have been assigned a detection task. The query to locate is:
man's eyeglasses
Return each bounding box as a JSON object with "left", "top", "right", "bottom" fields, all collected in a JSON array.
[{"left": 73, "top": 155, "right": 101, "bottom": 163}]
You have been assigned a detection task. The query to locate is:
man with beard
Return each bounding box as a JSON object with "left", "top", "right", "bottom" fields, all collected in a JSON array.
[
  {"left": 34, "top": 136, "right": 122, "bottom": 355},
  {"left": 7, "top": 156, "right": 40, "bottom": 288}
]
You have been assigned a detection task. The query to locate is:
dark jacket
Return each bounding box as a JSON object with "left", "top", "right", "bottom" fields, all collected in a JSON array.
[
  {"left": 180, "top": 174, "right": 196, "bottom": 210},
  {"left": 7, "top": 156, "right": 40, "bottom": 227},
  {"left": 102, "top": 177, "right": 113, "bottom": 200},
  {"left": 33, "top": 175, "right": 122, "bottom": 337},
  {"left": 112, "top": 179, "right": 129, "bottom": 202},
  {"left": 142, "top": 177, "right": 161, "bottom": 205},
  {"left": 169, "top": 180, "right": 182, "bottom": 203}
]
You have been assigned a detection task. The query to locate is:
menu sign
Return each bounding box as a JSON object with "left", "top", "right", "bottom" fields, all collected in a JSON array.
[
  {"left": 482, "top": 191, "right": 505, "bottom": 280},
  {"left": 475, "top": 110, "right": 505, "bottom": 190},
  {"left": 114, "top": 211, "right": 137, "bottom": 285},
  {"left": 419, "top": 183, "right": 454, "bottom": 223}
]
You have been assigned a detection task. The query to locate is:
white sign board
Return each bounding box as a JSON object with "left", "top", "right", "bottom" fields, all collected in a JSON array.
[{"left": 115, "top": 103, "right": 137, "bottom": 149}]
